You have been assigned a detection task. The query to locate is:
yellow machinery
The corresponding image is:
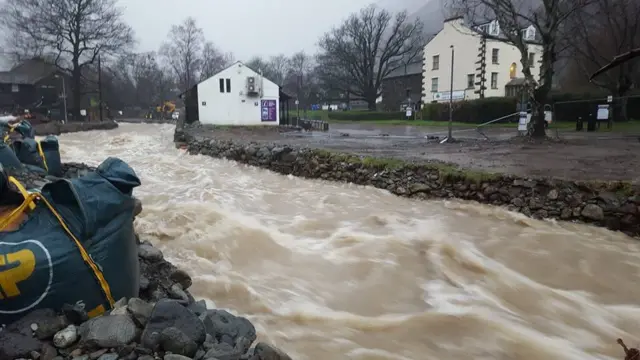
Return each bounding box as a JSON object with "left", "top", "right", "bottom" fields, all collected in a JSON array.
[{"left": 147, "top": 101, "right": 176, "bottom": 119}]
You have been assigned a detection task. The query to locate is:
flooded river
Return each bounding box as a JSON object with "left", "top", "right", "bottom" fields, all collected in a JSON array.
[{"left": 58, "top": 123, "right": 640, "bottom": 360}]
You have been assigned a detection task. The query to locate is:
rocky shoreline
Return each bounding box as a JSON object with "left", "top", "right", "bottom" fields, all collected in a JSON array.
[
  {"left": 117, "top": 119, "right": 176, "bottom": 125},
  {"left": 1, "top": 163, "right": 291, "bottom": 360},
  {"left": 33, "top": 121, "right": 118, "bottom": 136},
  {"left": 175, "top": 122, "right": 640, "bottom": 237}
]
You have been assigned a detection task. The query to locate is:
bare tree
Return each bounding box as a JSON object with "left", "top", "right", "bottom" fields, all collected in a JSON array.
[
  {"left": 266, "top": 54, "right": 290, "bottom": 86},
  {"left": 200, "top": 42, "right": 234, "bottom": 80},
  {"left": 0, "top": 0, "right": 134, "bottom": 118},
  {"left": 447, "top": 0, "right": 590, "bottom": 137},
  {"left": 161, "top": 17, "right": 204, "bottom": 92},
  {"left": 131, "top": 53, "right": 174, "bottom": 107},
  {"left": 316, "top": 5, "right": 424, "bottom": 110},
  {"left": 285, "top": 51, "right": 313, "bottom": 106},
  {"left": 245, "top": 56, "right": 267, "bottom": 73},
  {"left": 565, "top": 0, "right": 640, "bottom": 121}
]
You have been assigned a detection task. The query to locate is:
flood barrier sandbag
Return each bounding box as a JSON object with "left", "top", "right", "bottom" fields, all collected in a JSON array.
[
  {"left": 0, "top": 142, "right": 22, "bottom": 169},
  {"left": 0, "top": 157, "right": 141, "bottom": 325},
  {"left": 12, "top": 138, "right": 45, "bottom": 171},
  {"left": 38, "top": 136, "right": 62, "bottom": 176},
  {"left": 13, "top": 120, "right": 35, "bottom": 139}
]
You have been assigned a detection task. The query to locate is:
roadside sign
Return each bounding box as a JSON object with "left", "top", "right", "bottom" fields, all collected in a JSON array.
[
  {"left": 518, "top": 111, "right": 529, "bottom": 132},
  {"left": 607, "top": 95, "right": 613, "bottom": 103},
  {"left": 295, "top": 100, "right": 299, "bottom": 105}
]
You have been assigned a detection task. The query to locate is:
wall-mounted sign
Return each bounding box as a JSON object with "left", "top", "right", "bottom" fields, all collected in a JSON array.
[
  {"left": 261, "top": 100, "right": 277, "bottom": 121},
  {"left": 432, "top": 90, "right": 465, "bottom": 103}
]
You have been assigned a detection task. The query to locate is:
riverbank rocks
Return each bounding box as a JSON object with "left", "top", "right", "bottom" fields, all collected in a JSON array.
[
  {"left": 0, "top": 237, "right": 291, "bottom": 360},
  {"left": 175, "top": 121, "right": 640, "bottom": 237}
]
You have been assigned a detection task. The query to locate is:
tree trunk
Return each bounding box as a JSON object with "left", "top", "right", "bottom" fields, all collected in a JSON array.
[
  {"left": 613, "top": 94, "right": 628, "bottom": 123},
  {"left": 366, "top": 93, "right": 377, "bottom": 110},
  {"left": 530, "top": 102, "right": 546, "bottom": 138},
  {"left": 72, "top": 65, "right": 82, "bottom": 121}
]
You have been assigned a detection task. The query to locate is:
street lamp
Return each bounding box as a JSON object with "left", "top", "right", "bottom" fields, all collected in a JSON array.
[
  {"left": 447, "top": 45, "right": 454, "bottom": 142},
  {"left": 54, "top": 74, "right": 68, "bottom": 123}
]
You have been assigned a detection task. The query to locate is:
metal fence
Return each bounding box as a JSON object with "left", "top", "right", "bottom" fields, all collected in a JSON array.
[{"left": 281, "top": 117, "right": 329, "bottom": 131}]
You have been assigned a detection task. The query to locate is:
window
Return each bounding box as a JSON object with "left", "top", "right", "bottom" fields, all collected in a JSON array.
[
  {"left": 526, "top": 27, "right": 535, "bottom": 40},
  {"left": 432, "top": 55, "right": 439, "bottom": 70},
  {"left": 491, "top": 72, "right": 498, "bottom": 89},
  {"left": 431, "top": 77, "right": 438, "bottom": 92},
  {"left": 11, "top": 84, "right": 18, "bottom": 92},
  {"left": 225, "top": 78, "right": 231, "bottom": 92},
  {"left": 528, "top": 53, "right": 535, "bottom": 67},
  {"left": 219, "top": 78, "right": 224, "bottom": 92},
  {"left": 492, "top": 49, "right": 499, "bottom": 64},
  {"left": 467, "top": 74, "right": 474, "bottom": 89},
  {"left": 509, "top": 62, "right": 517, "bottom": 78}
]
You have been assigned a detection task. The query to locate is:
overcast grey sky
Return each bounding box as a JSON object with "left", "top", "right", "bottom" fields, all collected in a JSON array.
[{"left": 120, "top": 0, "right": 383, "bottom": 61}]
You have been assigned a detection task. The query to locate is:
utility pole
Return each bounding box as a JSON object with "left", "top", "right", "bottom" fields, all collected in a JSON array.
[
  {"left": 448, "top": 45, "right": 454, "bottom": 142},
  {"left": 98, "top": 54, "right": 103, "bottom": 122}
]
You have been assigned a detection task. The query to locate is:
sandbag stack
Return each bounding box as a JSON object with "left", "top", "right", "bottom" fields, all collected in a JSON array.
[
  {"left": 0, "top": 119, "right": 63, "bottom": 178},
  {"left": 0, "top": 157, "right": 141, "bottom": 325}
]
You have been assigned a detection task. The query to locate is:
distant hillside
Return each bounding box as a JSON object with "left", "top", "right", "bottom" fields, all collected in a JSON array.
[
  {"left": 374, "top": 0, "right": 425, "bottom": 14},
  {"left": 408, "top": 0, "right": 447, "bottom": 37}
]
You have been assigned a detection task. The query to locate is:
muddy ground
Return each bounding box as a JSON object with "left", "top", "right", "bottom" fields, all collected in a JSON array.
[{"left": 190, "top": 123, "right": 640, "bottom": 181}]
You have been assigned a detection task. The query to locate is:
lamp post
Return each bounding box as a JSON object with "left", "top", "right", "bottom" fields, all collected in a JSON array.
[
  {"left": 448, "top": 45, "right": 454, "bottom": 142},
  {"left": 54, "top": 74, "right": 68, "bottom": 123}
]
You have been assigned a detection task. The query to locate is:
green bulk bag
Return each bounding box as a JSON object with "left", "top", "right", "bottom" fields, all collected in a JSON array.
[
  {"left": 0, "top": 157, "right": 141, "bottom": 325},
  {"left": 38, "top": 136, "right": 62, "bottom": 177},
  {"left": 12, "top": 138, "right": 45, "bottom": 171},
  {"left": 0, "top": 142, "right": 22, "bottom": 169}
]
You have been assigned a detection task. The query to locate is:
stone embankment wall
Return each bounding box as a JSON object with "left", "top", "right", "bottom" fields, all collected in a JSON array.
[
  {"left": 34, "top": 120, "right": 118, "bottom": 135},
  {"left": 175, "top": 123, "right": 640, "bottom": 237},
  {"left": 117, "top": 119, "right": 176, "bottom": 125}
]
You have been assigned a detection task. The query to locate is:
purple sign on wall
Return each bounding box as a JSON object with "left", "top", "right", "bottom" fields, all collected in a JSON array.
[{"left": 261, "top": 100, "right": 277, "bottom": 122}]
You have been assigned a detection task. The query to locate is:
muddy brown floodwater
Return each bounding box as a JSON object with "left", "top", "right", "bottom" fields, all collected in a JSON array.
[
  {"left": 57, "top": 123, "right": 640, "bottom": 360},
  {"left": 194, "top": 123, "right": 640, "bottom": 181}
]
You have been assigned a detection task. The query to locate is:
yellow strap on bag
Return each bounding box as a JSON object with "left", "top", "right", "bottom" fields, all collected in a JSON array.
[
  {"left": 8, "top": 176, "right": 36, "bottom": 211},
  {"left": 38, "top": 195, "right": 115, "bottom": 308},
  {"left": 0, "top": 178, "right": 37, "bottom": 231},
  {"left": 0, "top": 176, "right": 115, "bottom": 311},
  {"left": 3, "top": 123, "right": 16, "bottom": 144},
  {"left": 35, "top": 139, "right": 49, "bottom": 172}
]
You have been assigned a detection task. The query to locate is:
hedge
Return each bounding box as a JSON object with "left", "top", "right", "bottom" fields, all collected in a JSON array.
[
  {"left": 327, "top": 111, "right": 405, "bottom": 121},
  {"left": 422, "top": 91, "right": 640, "bottom": 124}
]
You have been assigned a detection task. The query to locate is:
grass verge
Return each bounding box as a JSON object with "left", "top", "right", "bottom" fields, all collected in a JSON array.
[{"left": 311, "top": 149, "right": 500, "bottom": 183}]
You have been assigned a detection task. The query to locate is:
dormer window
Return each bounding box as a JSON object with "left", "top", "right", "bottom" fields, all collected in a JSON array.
[
  {"left": 526, "top": 26, "right": 535, "bottom": 40},
  {"left": 489, "top": 20, "right": 500, "bottom": 35}
]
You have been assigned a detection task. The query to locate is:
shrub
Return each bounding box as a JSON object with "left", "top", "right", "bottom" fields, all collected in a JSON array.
[
  {"left": 422, "top": 97, "right": 517, "bottom": 124},
  {"left": 422, "top": 91, "right": 640, "bottom": 124},
  {"left": 327, "top": 111, "right": 406, "bottom": 121}
]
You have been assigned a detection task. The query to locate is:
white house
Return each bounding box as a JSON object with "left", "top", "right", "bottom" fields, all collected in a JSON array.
[
  {"left": 183, "top": 61, "right": 285, "bottom": 125},
  {"left": 421, "top": 16, "right": 543, "bottom": 104}
]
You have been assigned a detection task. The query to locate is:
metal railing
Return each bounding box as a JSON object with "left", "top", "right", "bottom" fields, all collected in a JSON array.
[{"left": 430, "top": 112, "right": 520, "bottom": 142}]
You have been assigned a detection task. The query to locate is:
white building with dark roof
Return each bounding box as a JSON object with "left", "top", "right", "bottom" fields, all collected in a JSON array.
[{"left": 421, "top": 16, "right": 543, "bottom": 104}]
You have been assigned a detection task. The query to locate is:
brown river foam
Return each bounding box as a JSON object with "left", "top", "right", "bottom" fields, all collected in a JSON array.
[{"left": 56, "top": 123, "right": 640, "bottom": 360}]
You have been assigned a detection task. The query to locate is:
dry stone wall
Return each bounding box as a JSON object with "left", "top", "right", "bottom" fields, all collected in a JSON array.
[{"left": 175, "top": 124, "right": 640, "bottom": 237}]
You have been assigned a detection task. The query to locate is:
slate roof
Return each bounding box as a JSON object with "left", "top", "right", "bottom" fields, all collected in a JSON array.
[
  {"left": 385, "top": 61, "right": 423, "bottom": 79},
  {"left": 505, "top": 77, "right": 527, "bottom": 86},
  {"left": 0, "top": 58, "right": 58, "bottom": 85}
]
